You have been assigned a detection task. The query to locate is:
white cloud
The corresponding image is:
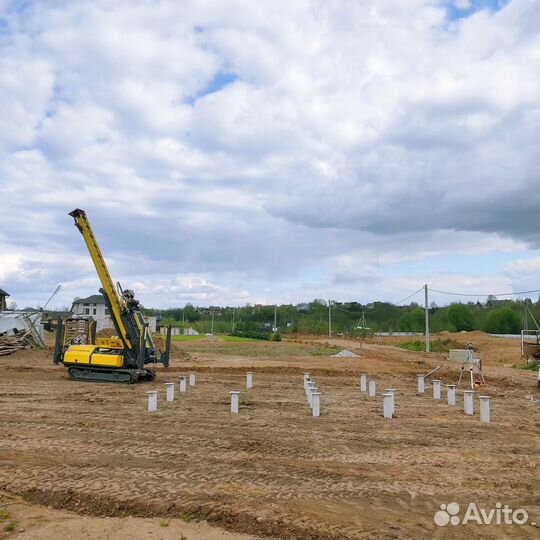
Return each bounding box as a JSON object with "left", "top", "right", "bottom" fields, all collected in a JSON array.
[
  {"left": 0, "top": 253, "right": 24, "bottom": 281},
  {"left": 501, "top": 256, "right": 540, "bottom": 296},
  {"left": 0, "top": 0, "right": 538, "bottom": 308},
  {"left": 503, "top": 256, "right": 540, "bottom": 278},
  {"left": 0, "top": 55, "right": 54, "bottom": 154}
]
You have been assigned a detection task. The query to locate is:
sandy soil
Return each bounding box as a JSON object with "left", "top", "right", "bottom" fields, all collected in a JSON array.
[
  {"left": 1, "top": 333, "right": 539, "bottom": 540},
  {"left": 0, "top": 492, "right": 258, "bottom": 540}
]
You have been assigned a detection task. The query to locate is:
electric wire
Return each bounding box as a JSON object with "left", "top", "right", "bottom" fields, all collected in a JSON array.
[
  {"left": 321, "top": 285, "right": 538, "bottom": 318},
  {"left": 428, "top": 288, "right": 540, "bottom": 297},
  {"left": 393, "top": 286, "right": 425, "bottom": 306}
]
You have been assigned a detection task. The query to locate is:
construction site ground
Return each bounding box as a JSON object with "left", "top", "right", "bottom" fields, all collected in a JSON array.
[{"left": 1, "top": 332, "right": 539, "bottom": 540}]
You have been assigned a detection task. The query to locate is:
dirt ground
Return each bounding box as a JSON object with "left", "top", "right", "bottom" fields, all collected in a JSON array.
[
  {"left": 0, "top": 491, "right": 258, "bottom": 540},
  {"left": 1, "top": 332, "right": 539, "bottom": 540}
]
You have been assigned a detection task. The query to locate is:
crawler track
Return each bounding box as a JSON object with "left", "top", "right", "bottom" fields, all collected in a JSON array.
[{"left": 67, "top": 366, "right": 156, "bottom": 383}]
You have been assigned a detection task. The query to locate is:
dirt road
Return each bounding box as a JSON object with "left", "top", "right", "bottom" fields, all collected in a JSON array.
[{"left": 1, "top": 334, "right": 539, "bottom": 539}]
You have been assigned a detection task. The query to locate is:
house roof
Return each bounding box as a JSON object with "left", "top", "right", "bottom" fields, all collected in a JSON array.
[
  {"left": 42, "top": 310, "right": 73, "bottom": 319},
  {"left": 0, "top": 288, "right": 10, "bottom": 297},
  {"left": 72, "top": 294, "right": 106, "bottom": 305}
]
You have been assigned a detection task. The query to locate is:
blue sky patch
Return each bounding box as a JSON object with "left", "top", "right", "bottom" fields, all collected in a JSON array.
[
  {"left": 186, "top": 71, "right": 238, "bottom": 105},
  {"left": 445, "top": 0, "right": 510, "bottom": 21}
]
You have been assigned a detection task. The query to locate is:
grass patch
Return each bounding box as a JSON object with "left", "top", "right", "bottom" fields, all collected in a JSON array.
[
  {"left": 4, "top": 520, "right": 17, "bottom": 533},
  {"left": 399, "top": 339, "right": 453, "bottom": 353},
  {"left": 179, "top": 343, "right": 339, "bottom": 357},
  {"left": 221, "top": 335, "right": 262, "bottom": 343},
  {"left": 172, "top": 340, "right": 343, "bottom": 357},
  {"left": 178, "top": 512, "right": 192, "bottom": 523},
  {"left": 159, "top": 517, "right": 170, "bottom": 527},
  {"left": 309, "top": 346, "right": 342, "bottom": 356},
  {"left": 399, "top": 340, "right": 426, "bottom": 352},
  {"left": 520, "top": 360, "right": 540, "bottom": 371},
  {"left": 0, "top": 505, "right": 17, "bottom": 534},
  {"left": 171, "top": 335, "right": 206, "bottom": 341}
]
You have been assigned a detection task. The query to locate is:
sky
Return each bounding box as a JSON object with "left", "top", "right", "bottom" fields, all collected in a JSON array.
[{"left": 0, "top": 0, "right": 539, "bottom": 310}]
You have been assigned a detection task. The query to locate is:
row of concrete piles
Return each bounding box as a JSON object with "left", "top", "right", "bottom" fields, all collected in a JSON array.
[
  {"left": 147, "top": 370, "right": 491, "bottom": 423},
  {"left": 147, "top": 371, "right": 255, "bottom": 413},
  {"left": 359, "top": 373, "right": 397, "bottom": 419},
  {"left": 417, "top": 374, "right": 491, "bottom": 422},
  {"left": 358, "top": 372, "right": 491, "bottom": 422},
  {"left": 147, "top": 371, "right": 197, "bottom": 411}
]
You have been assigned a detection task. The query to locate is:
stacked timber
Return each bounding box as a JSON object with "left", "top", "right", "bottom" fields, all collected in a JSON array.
[{"left": 0, "top": 330, "right": 41, "bottom": 356}]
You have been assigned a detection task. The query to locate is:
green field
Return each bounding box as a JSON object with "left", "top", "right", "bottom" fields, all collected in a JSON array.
[
  {"left": 220, "top": 335, "right": 262, "bottom": 343},
  {"left": 171, "top": 338, "right": 342, "bottom": 357},
  {"left": 398, "top": 338, "right": 453, "bottom": 353},
  {"left": 170, "top": 335, "right": 206, "bottom": 341}
]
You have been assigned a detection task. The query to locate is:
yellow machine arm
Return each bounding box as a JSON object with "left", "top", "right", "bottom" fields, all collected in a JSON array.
[
  {"left": 68, "top": 209, "right": 132, "bottom": 350},
  {"left": 54, "top": 209, "right": 171, "bottom": 383}
]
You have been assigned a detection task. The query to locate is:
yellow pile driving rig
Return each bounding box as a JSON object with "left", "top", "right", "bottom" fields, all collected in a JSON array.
[{"left": 53, "top": 209, "right": 171, "bottom": 383}]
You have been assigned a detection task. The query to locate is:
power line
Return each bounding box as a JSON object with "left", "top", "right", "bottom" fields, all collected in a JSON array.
[
  {"left": 286, "top": 285, "right": 539, "bottom": 319},
  {"left": 428, "top": 288, "right": 540, "bottom": 297},
  {"left": 331, "top": 287, "right": 425, "bottom": 310},
  {"left": 394, "top": 286, "right": 424, "bottom": 306}
]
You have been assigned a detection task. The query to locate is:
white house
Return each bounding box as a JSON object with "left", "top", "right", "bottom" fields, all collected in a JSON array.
[
  {"left": 72, "top": 295, "right": 157, "bottom": 333},
  {"left": 71, "top": 294, "right": 113, "bottom": 331}
]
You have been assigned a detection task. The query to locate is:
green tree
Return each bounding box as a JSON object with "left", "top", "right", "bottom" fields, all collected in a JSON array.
[
  {"left": 430, "top": 308, "right": 449, "bottom": 333},
  {"left": 397, "top": 308, "right": 424, "bottom": 332},
  {"left": 397, "top": 312, "right": 410, "bottom": 331},
  {"left": 484, "top": 307, "right": 521, "bottom": 334},
  {"left": 447, "top": 304, "right": 474, "bottom": 331},
  {"left": 183, "top": 303, "right": 200, "bottom": 322}
]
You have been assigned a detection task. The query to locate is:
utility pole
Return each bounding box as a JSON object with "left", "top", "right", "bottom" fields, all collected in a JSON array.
[
  {"left": 328, "top": 299, "right": 332, "bottom": 338},
  {"left": 43, "top": 284, "right": 62, "bottom": 310},
  {"left": 424, "top": 284, "right": 430, "bottom": 352},
  {"left": 273, "top": 305, "right": 277, "bottom": 332},
  {"left": 211, "top": 309, "right": 215, "bottom": 335}
]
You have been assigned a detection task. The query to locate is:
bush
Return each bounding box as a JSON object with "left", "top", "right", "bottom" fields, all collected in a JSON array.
[
  {"left": 399, "top": 339, "right": 452, "bottom": 353},
  {"left": 230, "top": 320, "right": 268, "bottom": 340}
]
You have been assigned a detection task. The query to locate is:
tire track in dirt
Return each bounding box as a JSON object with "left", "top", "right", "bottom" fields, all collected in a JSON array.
[{"left": 1, "top": 347, "right": 539, "bottom": 540}]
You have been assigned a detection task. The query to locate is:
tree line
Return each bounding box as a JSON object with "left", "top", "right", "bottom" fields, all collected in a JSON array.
[{"left": 144, "top": 296, "right": 540, "bottom": 336}]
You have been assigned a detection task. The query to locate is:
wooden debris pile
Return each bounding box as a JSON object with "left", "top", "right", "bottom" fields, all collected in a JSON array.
[{"left": 0, "top": 329, "right": 42, "bottom": 356}]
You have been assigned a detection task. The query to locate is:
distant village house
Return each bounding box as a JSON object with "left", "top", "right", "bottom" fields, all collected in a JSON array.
[
  {"left": 71, "top": 294, "right": 113, "bottom": 331},
  {"left": 0, "top": 288, "right": 9, "bottom": 311},
  {"left": 71, "top": 294, "right": 157, "bottom": 333}
]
